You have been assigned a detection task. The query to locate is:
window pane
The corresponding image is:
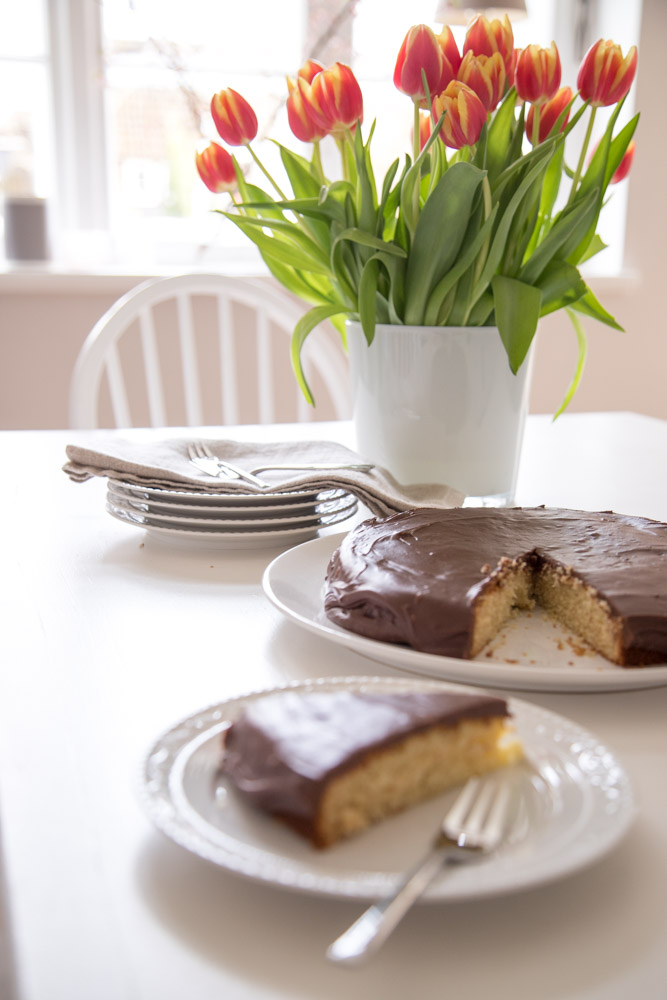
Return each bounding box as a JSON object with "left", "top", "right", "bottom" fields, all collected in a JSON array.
[
  {"left": 100, "top": 0, "right": 308, "bottom": 261},
  {"left": 0, "top": 62, "right": 51, "bottom": 199},
  {"left": 0, "top": 0, "right": 47, "bottom": 59}
]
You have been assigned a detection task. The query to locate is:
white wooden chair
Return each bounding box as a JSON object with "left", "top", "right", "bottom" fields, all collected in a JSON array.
[{"left": 69, "top": 273, "right": 350, "bottom": 428}]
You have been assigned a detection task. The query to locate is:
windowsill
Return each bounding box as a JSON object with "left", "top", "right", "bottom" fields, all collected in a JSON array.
[
  {"left": 0, "top": 255, "right": 272, "bottom": 294},
  {"left": 0, "top": 259, "right": 643, "bottom": 297}
]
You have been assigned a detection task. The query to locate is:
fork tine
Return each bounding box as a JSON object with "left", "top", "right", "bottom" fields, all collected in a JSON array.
[
  {"left": 441, "top": 775, "right": 481, "bottom": 832},
  {"left": 445, "top": 777, "right": 511, "bottom": 851},
  {"left": 483, "top": 780, "right": 512, "bottom": 847}
]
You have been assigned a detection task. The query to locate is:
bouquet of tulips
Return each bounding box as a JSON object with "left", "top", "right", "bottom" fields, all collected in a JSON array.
[{"left": 196, "top": 15, "right": 638, "bottom": 413}]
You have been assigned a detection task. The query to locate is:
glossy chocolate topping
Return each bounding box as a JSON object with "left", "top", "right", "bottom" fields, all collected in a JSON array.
[
  {"left": 324, "top": 507, "right": 667, "bottom": 662},
  {"left": 222, "top": 689, "right": 509, "bottom": 823}
]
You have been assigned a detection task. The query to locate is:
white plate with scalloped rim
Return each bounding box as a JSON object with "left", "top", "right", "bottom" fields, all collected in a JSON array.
[
  {"left": 262, "top": 534, "right": 667, "bottom": 693},
  {"left": 139, "top": 675, "right": 636, "bottom": 902}
]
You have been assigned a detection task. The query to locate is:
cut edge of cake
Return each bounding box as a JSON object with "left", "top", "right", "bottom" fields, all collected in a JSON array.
[{"left": 470, "top": 555, "right": 625, "bottom": 663}]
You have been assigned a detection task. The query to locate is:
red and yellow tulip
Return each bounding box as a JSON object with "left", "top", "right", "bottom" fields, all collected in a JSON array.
[
  {"left": 308, "top": 62, "right": 363, "bottom": 135},
  {"left": 515, "top": 42, "right": 561, "bottom": 105},
  {"left": 463, "top": 14, "right": 515, "bottom": 82},
  {"left": 577, "top": 39, "right": 638, "bottom": 107},
  {"left": 525, "top": 86, "right": 572, "bottom": 144},
  {"left": 194, "top": 141, "right": 237, "bottom": 193},
  {"left": 457, "top": 50, "right": 506, "bottom": 112},
  {"left": 394, "top": 24, "right": 445, "bottom": 105},
  {"left": 432, "top": 80, "right": 487, "bottom": 149},
  {"left": 286, "top": 73, "right": 329, "bottom": 143},
  {"left": 437, "top": 25, "right": 462, "bottom": 85},
  {"left": 210, "top": 88, "right": 258, "bottom": 146}
]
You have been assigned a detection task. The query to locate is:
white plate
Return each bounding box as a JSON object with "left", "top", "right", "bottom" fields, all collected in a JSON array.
[
  {"left": 139, "top": 676, "right": 636, "bottom": 902},
  {"left": 105, "top": 503, "right": 355, "bottom": 549},
  {"left": 262, "top": 534, "right": 667, "bottom": 693},
  {"left": 109, "top": 479, "right": 331, "bottom": 507},
  {"left": 106, "top": 489, "right": 357, "bottom": 528}
]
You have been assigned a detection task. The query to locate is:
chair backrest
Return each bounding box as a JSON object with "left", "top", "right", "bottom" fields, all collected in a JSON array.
[{"left": 69, "top": 273, "right": 350, "bottom": 428}]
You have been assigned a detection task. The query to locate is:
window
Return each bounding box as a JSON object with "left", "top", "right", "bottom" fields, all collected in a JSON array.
[{"left": 0, "top": 0, "right": 641, "bottom": 274}]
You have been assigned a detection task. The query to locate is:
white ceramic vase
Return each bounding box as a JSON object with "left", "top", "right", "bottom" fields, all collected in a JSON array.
[{"left": 346, "top": 321, "right": 534, "bottom": 506}]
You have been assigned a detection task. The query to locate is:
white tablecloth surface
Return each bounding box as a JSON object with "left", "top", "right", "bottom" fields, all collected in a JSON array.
[{"left": 1, "top": 412, "right": 667, "bottom": 1000}]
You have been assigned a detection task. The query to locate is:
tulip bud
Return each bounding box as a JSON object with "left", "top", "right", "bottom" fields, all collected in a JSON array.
[
  {"left": 286, "top": 76, "right": 330, "bottom": 143},
  {"left": 415, "top": 110, "right": 432, "bottom": 151},
  {"left": 309, "top": 62, "right": 363, "bottom": 134},
  {"left": 211, "top": 88, "right": 258, "bottom": 146},
  {"left": 457, "top": 50, "right": 506, "bottom": 112},
  {"left": 195, "top": 141, "right": 237, "bottom": 193},
  {"left": 394, "top": 24, "right": 445, "bottom": 104},
  {"left": 611, "top": 139, "right": 636, "bottom": 183},
  {"left": 590, "top": 137, "right": 637, "bottom": 183},
  {"left": 577, "top": 39, "right": 638, "bottom": 108},
  {"left": 433, "top": 80, "right": 487, "bottom": 149},
  {"left": 463, "top": 14, "right": 515, "bottom": 81},
  {"left": 515, "top": 42, "right": 561, "bottom": 105},
  {"left": 525, "top": 86, "right": 573, "bottom": 144}
]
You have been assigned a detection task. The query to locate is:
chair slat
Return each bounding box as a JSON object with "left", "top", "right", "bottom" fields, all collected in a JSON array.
[
  {"left": 217, "top": 294, "right": 239, "bottom": 425},
  {"left": 176, "top": 293, "right": 203, "bottom": 426},
  {"left": 105, "top": 342, "right": 132, "bottom": 427},
  {"left": 139, "top": 306, "right": 167, "bottom": 426},
  {"left": 256, "top": 311, "right": 274, "bottom": 424}
]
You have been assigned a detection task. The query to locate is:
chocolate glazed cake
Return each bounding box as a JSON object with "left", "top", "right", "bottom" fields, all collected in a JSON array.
[
  {"left": 323, "top": 507, "right": 667, "bottom": 667},
  {"left": 222, "top": 689, "right": 521, "bottom": 848}
]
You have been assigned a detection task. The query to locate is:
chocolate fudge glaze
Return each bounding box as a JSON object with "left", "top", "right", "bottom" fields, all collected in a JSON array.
[
  {"left": 323, "top": 507, "right": 667, "bottom": 664},
  {"left": 222, "top": 690, "right": 508, "bottom": 826}
]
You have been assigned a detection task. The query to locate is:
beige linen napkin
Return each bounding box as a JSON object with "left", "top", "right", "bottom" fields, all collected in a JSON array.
[{"left": 63, "top": 437, "right": 463, "bottom": 517}]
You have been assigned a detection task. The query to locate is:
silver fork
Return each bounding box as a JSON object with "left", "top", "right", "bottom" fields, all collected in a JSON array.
[
  {"left": 326, "top": 775, "right": 513, "bottom": 966},
  {"left": 187, "top": 442, "right": 268, "bottom": 487},
  {"left": 188, "top": 442, "right": 374, "bottom": 486}
]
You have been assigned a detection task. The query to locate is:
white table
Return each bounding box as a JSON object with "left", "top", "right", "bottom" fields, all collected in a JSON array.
[{"left": 1, "top": 412, "right": 667, "bottom": 1000}]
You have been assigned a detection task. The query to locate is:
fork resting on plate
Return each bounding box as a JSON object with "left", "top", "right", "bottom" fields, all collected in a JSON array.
[{"left": 326, "top": 775, "right": 512, "bottom": 966}]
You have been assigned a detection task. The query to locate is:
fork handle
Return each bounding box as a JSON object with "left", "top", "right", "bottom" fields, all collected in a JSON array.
[{"left": 326, "top": 847, "right": 452, "bottom": 966}]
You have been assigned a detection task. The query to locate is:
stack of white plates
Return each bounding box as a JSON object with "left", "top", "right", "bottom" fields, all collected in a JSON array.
[{"left": 105, "top": 479, "right": 359, "bottom": 548}]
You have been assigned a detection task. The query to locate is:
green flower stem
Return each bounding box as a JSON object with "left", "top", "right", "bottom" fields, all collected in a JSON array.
[
  {"left": 247, "top": 143, "right": 287, "bottom": 199},
  {"left": 310, "top": 140, "right": 325, "bottom": 184},
  {"left": 531, "top": 103, "right": 541, "bottom": 147},
  {"left": 336, "top": 133, "right": 352, "bottom": 183},
  {"left": 413, "top": 99, "right": 421, "bottom": 163},
  {"left": 567, "top": 104, "right": 597, "bottom": 205}
]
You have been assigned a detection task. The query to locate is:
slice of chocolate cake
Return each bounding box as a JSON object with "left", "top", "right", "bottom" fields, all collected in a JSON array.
[
  {"left": 221, "top": 689, "right": 521, "bottom": 848},
  {"left": 323, "top": 507, "right": 667, "bottom": 666}
]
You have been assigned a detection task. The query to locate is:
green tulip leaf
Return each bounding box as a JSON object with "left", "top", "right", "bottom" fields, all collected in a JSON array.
[
  {"left": 404, "top": 162, "right": 485, "bottom": 325},
  {"left": 358, "top": 256, "right": 380, "bottom": 344},
  {"left": 570, "top": 286, "right": 624, "bottom": 330},
  {"left": 492, "top": 275, "right": 542, "bottom": 373},
  {"left": 554, "top": 308, "right": 588, "bottom": 418},
  {"left": 276, "top": 143, "right": 322, "bottom": 199},
  {"left": 290, "top": 304, "right": 349, "bottom": 405},
  {"left": 535, "top": 260, "right": 586, "bottom": 315},
  {"left": 486, "top": 87, "right": 518, "bottom": 182}
]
